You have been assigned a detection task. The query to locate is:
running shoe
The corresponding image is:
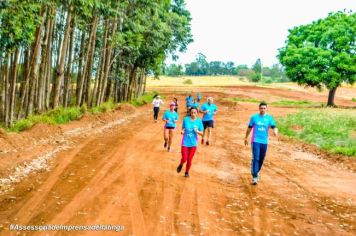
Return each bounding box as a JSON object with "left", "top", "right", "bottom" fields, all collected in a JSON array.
[
  {"left": 201, "top": 139, "right": 204, "bottom": 144},
  {"left": 176, "top": 164, "right": 182, "bottom": 173},
  {"left": 167, "top": 146, "right": 171, "bottom": 152},
  {"left": 164, "top": 141, "right": 167, "bottom": 148},
  {"left": 206, "top": 141, "right": 210, "bottom": 146},
  {"left": 252, "top": 177, "right": 258, "bottom": 185},
  {"left": 184, "top": 172, "right": 189, "bottom": 177}
]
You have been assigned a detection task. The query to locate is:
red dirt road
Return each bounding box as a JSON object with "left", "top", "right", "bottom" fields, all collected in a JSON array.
[{"left": 0, "top": 88, "right": 355, "bottom": 236}]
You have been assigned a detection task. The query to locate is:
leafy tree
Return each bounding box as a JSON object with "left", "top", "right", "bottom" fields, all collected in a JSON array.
[{"left": 279, "top": 11, "right": 356, "bottom": 106}]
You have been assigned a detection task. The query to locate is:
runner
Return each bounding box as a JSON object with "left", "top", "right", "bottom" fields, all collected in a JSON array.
[
  {"left": 193, "top": 99, "right": 200, "bottom": 111},
  {"left": 176, "top": 107, "right": 204, "bottom": 177},
  {"left": 185, "top": 94, "right": 194, "bottom": 113},
  {"left": 162, "top": 102, "right": 179, "bottom": 152},
  {"left": 244, "top": 102, "right": 278, "bottom": 185},
  {"left": 173, "top": 97, "right": 178, "bottom": 113},
  {"left": 152, "top": 95, "right": 164, "bottom": 122},
  {"left": 200, "top": 97, "right": 218, "bottom": 145},
  {"left": 197, "top": 92, "right": 202, "bottom": 103}
]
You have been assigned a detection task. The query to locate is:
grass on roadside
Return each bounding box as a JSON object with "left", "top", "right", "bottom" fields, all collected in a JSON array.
[
  {"left": 223, "top": 97, "right": 260, "bottom": 103},
  {"left": 278, "top": 109, "right": 356, "bottom": 156},
  {"left": 8, "top": 92, "right": 157, "bottom": 132},
  {"left": 223, "top": 98, "right": 321, "bottom": 107}
]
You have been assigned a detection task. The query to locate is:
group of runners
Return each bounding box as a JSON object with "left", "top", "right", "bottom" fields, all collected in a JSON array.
[{"left": 152, "top": 93, "right": 278, "bottom": 185}]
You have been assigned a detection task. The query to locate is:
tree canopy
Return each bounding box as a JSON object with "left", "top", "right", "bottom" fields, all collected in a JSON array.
[{"left": 278, "top": 11, "right": 356, "bottom": 106}]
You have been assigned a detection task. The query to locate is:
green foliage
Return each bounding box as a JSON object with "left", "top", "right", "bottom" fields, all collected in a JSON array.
[
  {"left": 352, "top": 98, "right": 356, "bottom": 102},
  {"left": 224, "top": 97, "right": 259, "bottom": 103},
  {"left": 130, "top": 92, "right": 156, "bottom": 107},
  {"left": 278, "top": 109, "right": 356, "bottom": 156},
  {"left": 183, "top": 78, "right": 193, "bottom": 85},
  {"left": 278, "top": 11, "right": 356, "bottom": 105},
  {"left": 271, "top": 100, "right": 320, "bottom": 107}
]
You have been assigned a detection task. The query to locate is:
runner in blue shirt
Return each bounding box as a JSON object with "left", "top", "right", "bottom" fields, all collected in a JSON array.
[
  {"left": 185, "top": 94, "right": 194, "bottom": 113},
  {"left": 162, "top": 102, "right": 179, "bottom": 152},
  {"left": 197, "top": 92, "right": 202, "bottom": 103},
  {"left": 244, "top": 102, "right": 278, "bottom": 185},
  {"left": 200, "top": 97, "right": 218, "bottom": 145},
  {"left": 176, "top": 107, "right": 204, "bottom": 177}
]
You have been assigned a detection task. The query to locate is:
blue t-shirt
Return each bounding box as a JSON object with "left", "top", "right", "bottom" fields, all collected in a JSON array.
[
  {"left": 197, "top": 93, "right": 202, "bottom": 99},
  {"left": 181, "top": 116, "right": 204, "bottom": 147},
  {"left": 200, "top": 103, "right": 218, "bottom": 121},
  {"left": 186, "top": 96, "right": 194, "bottom": 107},
  {"left": 193, "top": 102, "right": 200, "bottom": 109},
  {"left": 163, "top": 110, "right": 179, "bottom": 128},
  {"left": 248, "top": 113, "right": 276, "bottom": 144}
]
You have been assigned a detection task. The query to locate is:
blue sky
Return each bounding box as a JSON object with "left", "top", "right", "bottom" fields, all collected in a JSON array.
[{"left": 167, "top": 0, "right": 356, "bottom": 67}]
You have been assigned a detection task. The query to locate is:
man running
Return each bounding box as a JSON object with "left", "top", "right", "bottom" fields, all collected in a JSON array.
[
  {"left": 200, "top": 97, "right": 218, "bottom": 145},
  {"left": 152, "top": 95, "right": 164, "bottom": 122},
  {"left": 162, "top": 102, "right": 179, "bottom": 152},
  {"left": 244, "top": 102, "right": 278, "bottom": 185},
  {"left": 176, "top": 107, "right": 204, "bottom": 177}
]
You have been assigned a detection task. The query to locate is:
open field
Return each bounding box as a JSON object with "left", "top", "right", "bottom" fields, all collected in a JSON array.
[{"left": 0, "top": 82, "right": 355, "bottom": 235}]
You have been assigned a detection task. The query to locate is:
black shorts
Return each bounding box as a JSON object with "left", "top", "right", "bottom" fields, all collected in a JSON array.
[
  {"left": 202, "top": 120, "right": 214, "bottom": 129},
  {"left": 165, "top": 126, "right": 175, "bottom": 130}
]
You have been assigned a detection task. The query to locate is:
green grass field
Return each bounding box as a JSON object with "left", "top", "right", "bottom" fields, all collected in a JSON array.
[{"left": 278, "top": 109, "right": 356, "bottom": 156}]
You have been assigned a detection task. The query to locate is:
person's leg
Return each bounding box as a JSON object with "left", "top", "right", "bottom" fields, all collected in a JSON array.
[
  {"left": 177, "top": 146, "right": 188, "bottom": 173},
  {"left": 251, "top": 142, "right": 261, "bottom": 178},
  {"left": 258, "top": 144, "right": 268, "bottom": 173},
  {"left": 185, "top": 146, "right": 197, "bottom": 174},
  {"left": 202, "top": 122, "right": 207, "bottom": 144},
  {"left": 168, "top": 129, "right": 174, "bottom": 150},
  {"left": 164, "top": 128, "right": 169, "bottom": 147},
  {"left": 154, "top": 107, "right": 159, "bottom": 121},
  {"left": 206, "top": 127, "right": 212, "bottom": 144}
]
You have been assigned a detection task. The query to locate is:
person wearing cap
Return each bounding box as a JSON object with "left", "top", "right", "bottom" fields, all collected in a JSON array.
[
  {"left": 152, "top": 95, "right": 164, "bottom": 122},
  {"left": 200, "top": 97, "right": 218, "bottom": 145},
  {"left": 162, "top": 102, "right": 179, "bottom": 152},
  {"left": 185, "top": 94, "right": 194, "bottom": 113},
  {"left": 176, "top": 107, "right": 204, "bottom": 177}
]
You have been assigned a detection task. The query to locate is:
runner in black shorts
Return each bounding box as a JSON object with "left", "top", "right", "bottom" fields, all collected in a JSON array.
[{"left": 200, "top": 97, "right": 218, "bottom": 145}]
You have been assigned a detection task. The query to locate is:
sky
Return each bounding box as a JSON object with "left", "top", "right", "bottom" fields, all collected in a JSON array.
[{"left": 167, "top": 0, "right": 356, "bottom": 67}]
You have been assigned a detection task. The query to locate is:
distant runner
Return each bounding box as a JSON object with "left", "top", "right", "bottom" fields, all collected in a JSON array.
[
  {"left": 152, "top": 95, "right": 164, "bottom": 122},
  {"left": 173, "top": 97, "right": 178, "bottom": 113},
  {"left": 185, "top": 94, "right": 194, "bottom": 113},
  {"left": 197, "top": 92, "right": 202, "bottom": 103},
  {"left": 176, "top": 107, "right": 204, "bottom": 177},
  {"left": 162, "top": 102, "right": 179, "bottom": 152},
  {"left": 200, "top": 97, "right": 218, "bottom": 145},
  {"left": 244, "top": 102, "right": 278, "bottom": 185}
]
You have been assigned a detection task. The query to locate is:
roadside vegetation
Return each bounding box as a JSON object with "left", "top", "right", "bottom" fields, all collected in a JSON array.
[{"left": 278, "top": 109, "right": 356, "bottom": 156}]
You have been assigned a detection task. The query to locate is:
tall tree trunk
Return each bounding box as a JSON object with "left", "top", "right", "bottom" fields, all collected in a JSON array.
[
  {"left": 76, "top": 30, "right": 86, "bottom": 104},
  {"left": 37, "top": 13, "right": 51, "bottom": 112},
  {"left": 327, "top": 87, "right": 337, "bottom": 107},
  {"left": 0, "top": 56, "right": 4, "bottom": 121},
  {"left": 4, "top": 53, "right": 11, "bottom": 125},
  {"left": 93, "top": 20, "right": 109, "bottom": 107},
  {"left": 9, "top": 49, "right": 20, "bottom": 126},
  {"left": 64, "top": 17, "right": 75, "bottom": 107},
  {"left": 53, "top": 9, "right": 72, "bottom": 109},
  {"left": 99, "top": 20, "right": 118, "bottom": 104},
  {"left": 78, "top": 16, "right": 98, "bottom": 107},
  {"left": 25, "top": 7, "right": 47, "bottom": 117},
  {"left": 45, "top": 11, "right": 55, "bottom": 110}
]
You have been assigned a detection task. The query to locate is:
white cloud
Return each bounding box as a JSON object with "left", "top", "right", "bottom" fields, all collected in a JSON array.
[{"left": 167, "top": 0, "right": 356, "bottom": 67}]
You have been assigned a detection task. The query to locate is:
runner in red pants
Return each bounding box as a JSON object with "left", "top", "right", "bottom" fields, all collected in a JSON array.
[{"left": 176, "top": 107, "right": 204, "bottom": 177}]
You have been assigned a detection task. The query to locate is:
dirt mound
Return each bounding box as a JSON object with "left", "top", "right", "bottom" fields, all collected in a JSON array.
[{"left": 115, "top": 103, "right": 137, "bottom": 114}]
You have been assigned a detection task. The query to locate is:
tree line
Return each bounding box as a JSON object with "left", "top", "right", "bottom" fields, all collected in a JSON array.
[
  {"left": 0, "top": 0, "right": 192, "bottom": 127},
  {"left": 164, "top": 53, "right": 288, "bottom": 82}
]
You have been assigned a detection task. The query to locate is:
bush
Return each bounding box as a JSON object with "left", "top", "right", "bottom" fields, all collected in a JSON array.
[{"left": 183, "top": 79, "right": 193, "bottom": 85}]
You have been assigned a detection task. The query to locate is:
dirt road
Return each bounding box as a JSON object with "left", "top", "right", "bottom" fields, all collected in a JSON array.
[{"left": 0, "top": 90, "right": 355, "bottom": 236}]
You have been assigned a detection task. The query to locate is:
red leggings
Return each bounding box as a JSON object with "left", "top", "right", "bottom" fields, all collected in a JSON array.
[{"left": 180, "top": 146, "right": 197, "bottom": 173}]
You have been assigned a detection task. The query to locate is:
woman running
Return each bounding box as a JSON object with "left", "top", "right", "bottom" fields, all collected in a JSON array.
[
  {"left": 176, "top": 107, "right": 204, "bottom": 177},
  {"left": 152, "top": 95, "right": 164, "bottom": 122},
  {"left": 173, "top": 97, "right": 178, "bottom": 113},
  {"left": 162, "top": 102, "right": 179, "bottom": 152}
]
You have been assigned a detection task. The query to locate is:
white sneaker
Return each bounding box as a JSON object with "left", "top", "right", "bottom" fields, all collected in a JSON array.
[{"left": 252, "top": 177, "right": 258, "bottom": 185}]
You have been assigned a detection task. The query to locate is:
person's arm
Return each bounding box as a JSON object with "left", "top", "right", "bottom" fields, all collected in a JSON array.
[
  {"left": 244, "top": 127, "right": 252, "bottom": 146},
  {"left": 270, "top": 116, "right": 278, "bottom": 141},
  {"left": 245, "top": 116, "right": 254, "bottom": 146}
]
